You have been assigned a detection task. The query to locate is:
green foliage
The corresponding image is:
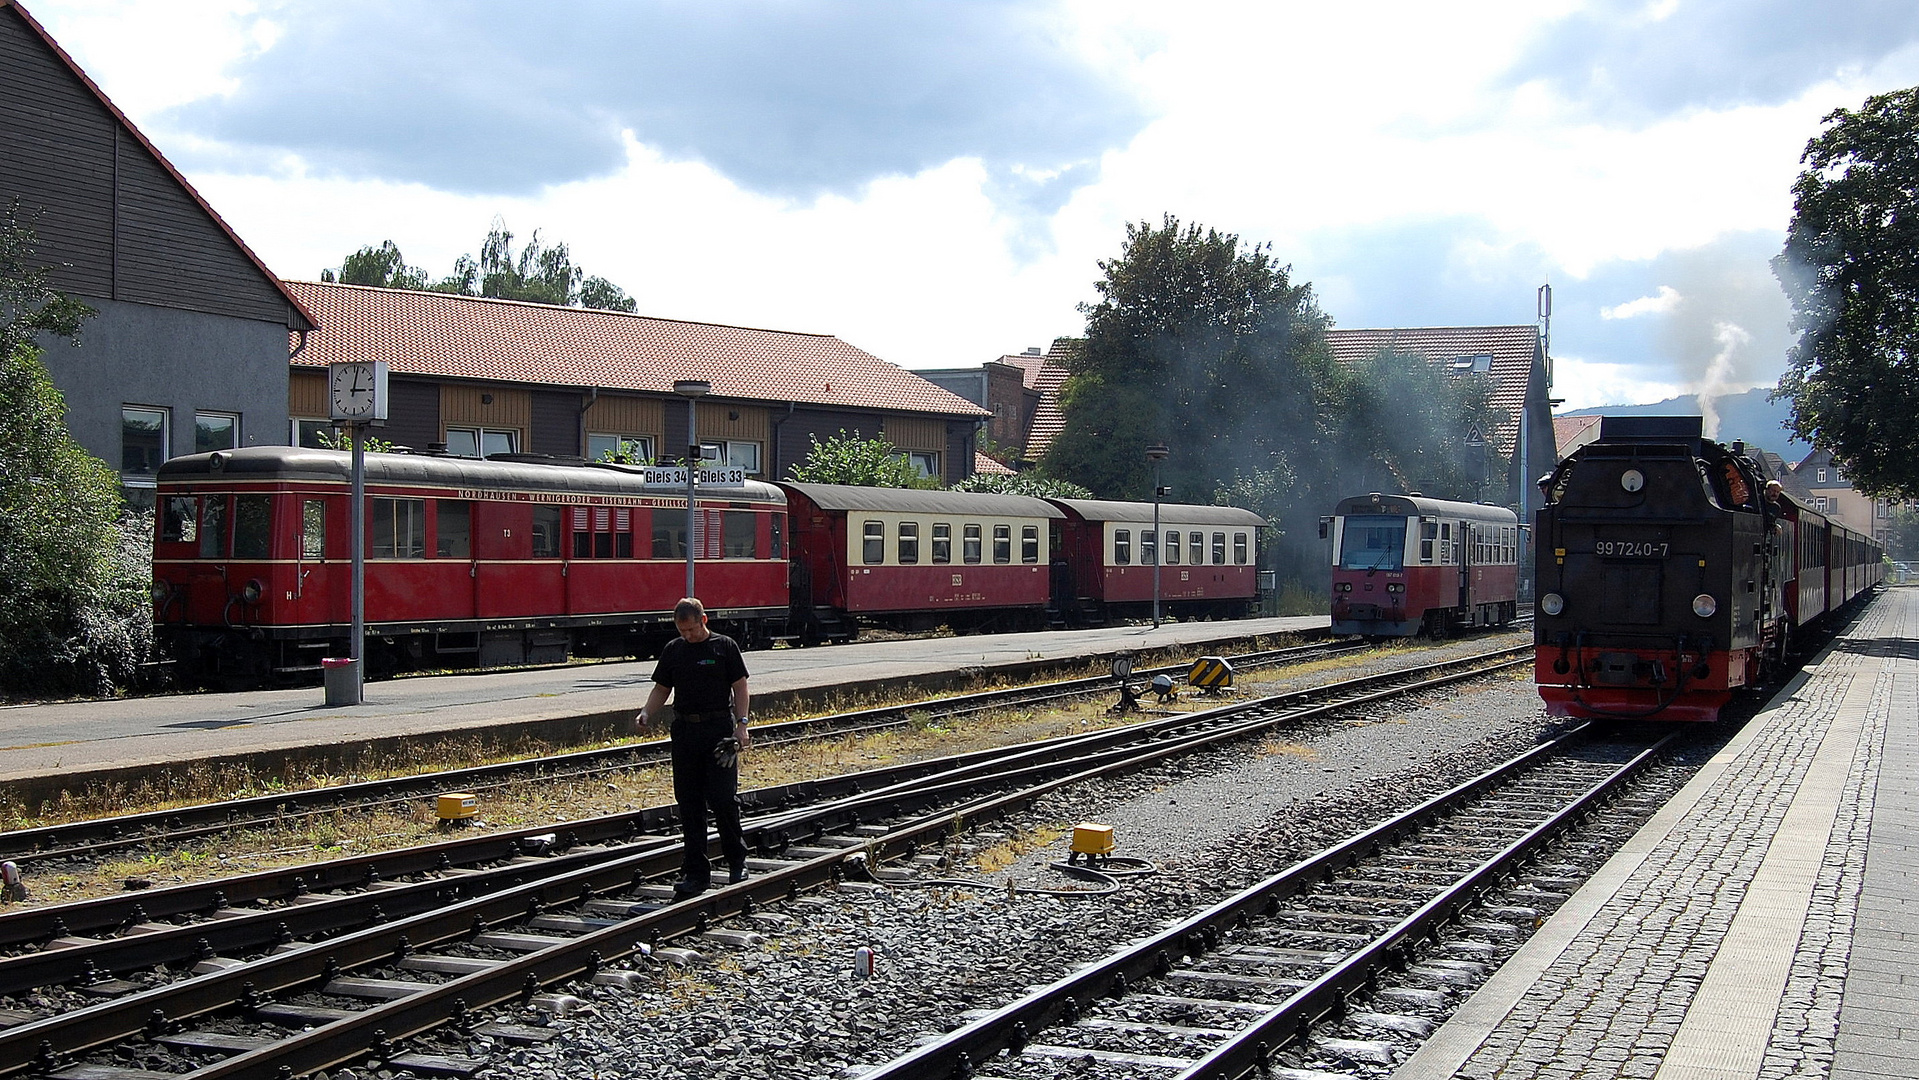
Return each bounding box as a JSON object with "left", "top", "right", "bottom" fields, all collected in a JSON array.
[
  {"left": 787, "top": 431, "right": 941, "bottom": 488},
  {"left": 0, "top": 340, "right": 154, "bottom": 697},
  {"left": 951, "top": 471, "right": 1093, "bottom": 499},
  {"left": 314, "top": 428, "right": 396, "bottom": 454},
  {"left": 2, "top": 202, "right": 96, "bottom": 350},
  {"left": 1774, "top": 86, "right": 1919, "bottom": 499},
  {"left": 321, "top": 218, "right": 638, "bottom": 312},
  {"left": 1887, "top": 504, "right": 1919, "bottom": 562}
]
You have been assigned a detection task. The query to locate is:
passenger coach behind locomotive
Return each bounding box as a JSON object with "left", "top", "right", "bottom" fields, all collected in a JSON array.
[
  {"left": 1532, "top": 415, "right": 1882, "bottom": 722},
  {"left": 1325, "top": 493, "right": 1519, "bottom": 637}
]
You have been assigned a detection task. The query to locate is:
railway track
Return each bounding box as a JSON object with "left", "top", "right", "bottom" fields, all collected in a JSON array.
[
  {"left": 860, "top": 722, "right": 1675, "bottom": 1080},
  {"left": 0, "top": 645, "right": 1528, "bottom": 1079},
  {"left": 0, "top": 636, "right": 1372, "bottom": 865}
]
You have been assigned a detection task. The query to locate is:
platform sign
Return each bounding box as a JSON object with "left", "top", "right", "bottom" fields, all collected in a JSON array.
[{"left": 638, "top": 465, "right": 748, "bottom": 489}]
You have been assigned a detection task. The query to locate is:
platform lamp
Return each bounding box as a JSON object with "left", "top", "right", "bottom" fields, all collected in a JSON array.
[
  {"left": 1146, "top": 443, "right": 1171, "bottom": 628},
  {"left": 674, "top": 379, "right": 712, "bottom": 598}
]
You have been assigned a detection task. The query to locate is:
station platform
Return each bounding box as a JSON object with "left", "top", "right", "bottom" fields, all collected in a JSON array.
[
  {"left": 1396, "top": 586, "right": 1918, "bottom": 1080},
  {"left": 0, "top": 615, "right": 1324, "bottom": 800}
]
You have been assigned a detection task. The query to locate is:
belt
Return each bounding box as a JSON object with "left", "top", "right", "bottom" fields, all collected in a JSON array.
[{"left": 675, "top": 710, "right": 732, "bottom": 723}]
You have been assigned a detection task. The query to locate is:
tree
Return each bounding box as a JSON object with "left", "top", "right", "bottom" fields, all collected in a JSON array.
[
  {"left": 320, "top": 219, "right": 638, "bottom": 312},
  {"left": 1, "top": 201, "right": 93, "bottom": 350},
  {"left": 787, "top": 432, "right": 941, "bottom": 488},
  {"left": 952, "top": 471, "right": 1093, "bottom": 499},
  {"left": 1773, "top": 86, "right": 1919, "bottom": 499},
  {"left": 1044, "top": 215, "right": 1339, "bottom": 583},
  {"left": 1330, "top": 349, "right": 1509, "bottom": 504}
]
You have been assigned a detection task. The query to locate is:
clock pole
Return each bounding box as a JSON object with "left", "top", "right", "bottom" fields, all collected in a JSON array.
[{"left": 348, "top": 421, "right": 366, "bottom": 705}]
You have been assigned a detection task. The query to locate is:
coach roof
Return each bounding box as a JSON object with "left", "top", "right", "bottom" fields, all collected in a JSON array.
[
  {"left": 1048, "top": 499, "right": 1266, "bottom": 527},
  {"left": 778, "top": 482, "right": 1063, "bottom": 518}
]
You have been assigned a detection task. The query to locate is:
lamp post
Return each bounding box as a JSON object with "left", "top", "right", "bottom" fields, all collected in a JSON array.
[
  {"left": 1146, "top": 443, "right": 1170, "bottom": 628},
  {"left": 674, "top": 380, "right": 712, "bottom": 598}
]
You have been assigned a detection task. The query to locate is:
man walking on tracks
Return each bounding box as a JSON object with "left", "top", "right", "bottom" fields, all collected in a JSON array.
[{"left": 638, "top": 598, "right": 752, "bottom": 899}]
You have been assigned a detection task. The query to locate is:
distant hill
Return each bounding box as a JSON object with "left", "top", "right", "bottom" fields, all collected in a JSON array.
[{"left": 1562, "top": 387, "right": 1806, "bottom": 459}]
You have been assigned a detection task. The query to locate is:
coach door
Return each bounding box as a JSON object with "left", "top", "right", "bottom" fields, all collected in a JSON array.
[{"left": 1458, "top": 522, "right": 1474, "bottom": 611}]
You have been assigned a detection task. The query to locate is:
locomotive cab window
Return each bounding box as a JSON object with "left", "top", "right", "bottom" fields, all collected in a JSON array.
[
  {"left": 993, "top": 524, "right": 1012, "bottom": 564},
  {"left": 373, "top": 498, "right": 426, "bottom": 559},
  {"left": 898, "top": 521, "right": 920, "bottom": 565},
  {"left": 963, "top": 523, "right": 982, "bottom": 564},
  {"left": 1115, "top": 528, "right": 1131, "bottom": 565},
  {"left": 1341, "top": 515, "right": 1406, "bottom": 571},
  {"left": 863, "top": 521, "right": 885, "bottom": 564},
  {"left": 931, "top": 523, "right": 951, "bottom": 564},
  {"left": 1021, "top": 524, "right": 1039, "bottom": 564},
  {"left": 438, "top": 501, "right": 472, "bottom": 558}
]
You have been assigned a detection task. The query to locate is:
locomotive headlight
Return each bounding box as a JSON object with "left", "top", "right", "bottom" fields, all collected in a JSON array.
[
  {"left": 241, "top": 578, "right": 264, "bottom": 605},
  {"left": 1386, "top": 583, "right": 1404, "bottom": 593},
  {"left": 1692, "top": 593, "right": 1718, "bottom": 618},
  {"left": 1540, "top": 592, "right": 1565, "bottom": 616},
  {"left": 1336, "top": 582, "right": 1352, "bottom": 592},
  {"left": 150, "top": 580, "right": 169, "bottom": 604}
]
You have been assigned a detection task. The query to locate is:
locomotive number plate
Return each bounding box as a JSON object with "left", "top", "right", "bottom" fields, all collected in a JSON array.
[{"left": 1595, "top": 540, "right": 1669, "bottom": 558}]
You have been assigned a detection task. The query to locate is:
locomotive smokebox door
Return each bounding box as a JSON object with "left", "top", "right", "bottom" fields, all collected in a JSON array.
[{"left": 1187, "top": 656, "right": 1235, "bottom": 695}]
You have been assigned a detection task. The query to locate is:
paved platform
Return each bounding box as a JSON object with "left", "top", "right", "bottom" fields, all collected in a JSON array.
[
  {"left": 0, "top": 616, "right": 1324, "bottom": 793},
  {"left": 1395, "top": 586, "right": 1918, "bottom": 1080}
]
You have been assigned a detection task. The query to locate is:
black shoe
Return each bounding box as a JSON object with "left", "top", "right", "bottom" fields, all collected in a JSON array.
[
  {"left": 671, "top": 878, "right": 709, "bottom": 900},
  {"left": 728, "top": 865, "right": 748, "bottom": 885}
]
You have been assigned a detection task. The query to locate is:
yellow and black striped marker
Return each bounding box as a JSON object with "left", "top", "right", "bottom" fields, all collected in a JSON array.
[{"left": 1187, "top": 656, "right": 1235, "bottom": 694}]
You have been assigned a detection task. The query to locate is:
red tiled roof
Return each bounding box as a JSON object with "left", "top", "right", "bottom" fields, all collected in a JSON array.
[
  {"left": 6, "top": 1, "right": 315, "bottom": 330},
  {"left": 973, "top": 450, "right": 1016, "bottom": 475},
  {"left": 1552, "top": 414, "right": 1602, "bottom": 460},
  {"left": 286, "top": 281, "right": 989, "bottom": 418},
  {"left": 1326, "top": 326, "right": 1542, "bottom": 453},
  {"left": 999, "top": 350, "right": 1073, "bottom": 459}
]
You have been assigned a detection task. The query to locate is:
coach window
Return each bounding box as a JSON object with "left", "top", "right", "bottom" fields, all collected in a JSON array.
[
  {"left": 898, "top": 522, "right": 920, "bottom": 564},
  {"left": 531, "top": 505, "right": 563, "bottom": 558},
  {"left": 931, "top": 523, "right": 951, "bottom": 564},
  {"left": 963, "top": 524, "right": 982, "bottom": 564},
  {"left": 437, "top": 501, "right": 472, "bottom": 558},
  {"left": 1115, "top": 528, "right": 1131, "bottom": 565},
  {"left": 1166, "top": 531, "right": 1181, "bottom": 565},
  {"left": 161, "top": 496, "right": 199, "bottom": 544},
  {"left": 1233, "top": 531, "right": 1248, "bottom": 564},
  {"left": 1021, "top": 524, "right": 1040, "bottom": 563},
  {"left": 373, "top": 498, "right": 426, "bottom": 558},
  {"left": 1141, "top": 529, "right": 1157, "bottom": 565},
  {"left": 993, "top": 524, "right": 1012, "bottom": 564},
  {"left": 1211, "top": 532, "right": 1226, "bottom": 564},
  {"left": 724, "top": 511, "right": 756, "bottom": 558},
  {"left": 233, "top": 496, "right": 272, "bottom": 559},
  {"left": 301, "top": 500, "right": 326, "bottom": 559},
  {"left": 863, "top": 521, "right": 885, "bottom": 564}
]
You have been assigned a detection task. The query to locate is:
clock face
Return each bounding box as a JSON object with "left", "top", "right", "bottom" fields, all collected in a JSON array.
[{"left": 331, "top": 363, "right": 376, "bottom": 419}]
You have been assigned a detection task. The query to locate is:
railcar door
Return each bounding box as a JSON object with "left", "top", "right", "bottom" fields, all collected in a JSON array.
[{"left": 1458, "top": 521, "right": 1474, "bottom": 613}]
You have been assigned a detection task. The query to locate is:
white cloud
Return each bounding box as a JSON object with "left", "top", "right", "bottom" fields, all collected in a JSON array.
[
  {"left": 1550, "top": 355, "right": 1685, "bottom": 411},
  {"left": 1602, "top": 286, "right": 1681, "bottom": 320}
]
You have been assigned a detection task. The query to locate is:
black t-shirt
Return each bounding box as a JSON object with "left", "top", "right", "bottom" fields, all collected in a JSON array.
[{"left": 651, "top": 632, "right": 749, "bottom": 717}]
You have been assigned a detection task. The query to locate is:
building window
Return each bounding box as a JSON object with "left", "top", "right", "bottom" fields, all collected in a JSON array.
[
  {"left": 194, "top": 411, "right": 240, "bottom": 453},
  {"left": 1115, "top": 528, "right": 1131, "bottom": 565},
  {"left": 931, "top": 523, "right": 951, "bottom": 564},
  {"left": 907, "top": 451, "right": 940, "bottom": 479},
  {"left": 372, "top": 498, "right": 427, "bottom": 558},
  {"left": 293, "top": 418, "right": 335, "bottom": 449},
  {"left": 121, "top": 405, "right": 168, "bottom": 481},
  {"left": 1817, "top": 468, "right": 1827, "bottom": 483},
  {"left": 963, "top": 523, "right": 982, "bottom": 564},
  {"left": 993, "top": 524, "right": 1012, "bottom": 564},
  {"left": 863, "top": 520, "right": 885, "bottom": 564},
  {"left": 437, "top": 501, "right": 472, "bottom": 558},
  {"left": 725, "top": 441, "right": 762, "bottom": 474},
  {"left": 898, "top": 521, "right": 919, "bottom": 564},
  {"left": 447, "top": 427, "right": 518, "bottom": 458},
  {"left": 588, "top": 433, "right": 654, "bottom": 463}
]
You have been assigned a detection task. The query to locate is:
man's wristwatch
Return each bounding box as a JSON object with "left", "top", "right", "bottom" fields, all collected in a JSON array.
[{"left": 734, "top": 715, "right": 748, "bottom": 725}]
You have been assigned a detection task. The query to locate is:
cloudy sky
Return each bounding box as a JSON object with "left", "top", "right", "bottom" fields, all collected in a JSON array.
[{"left": 27, "top": 0, "right": 1919, "bottom": 409}]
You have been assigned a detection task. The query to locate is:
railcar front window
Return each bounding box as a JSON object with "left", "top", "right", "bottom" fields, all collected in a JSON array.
[
  {"left": 162, "top": 496, "right": 199, "bottom": 544},
  {"left": 232, "top": 496, "right": 272, "bottom": 559},
  {"left": 200, "top": 496, "right": 227, "bottom": 558},
  {"left": 1341, "top": 515, "right": 1407, "bottom": 571}
]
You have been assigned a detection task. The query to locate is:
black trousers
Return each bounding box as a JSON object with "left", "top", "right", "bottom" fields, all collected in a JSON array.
[{"left": 669, "top": 715, "right": 747, "bottom": 883}]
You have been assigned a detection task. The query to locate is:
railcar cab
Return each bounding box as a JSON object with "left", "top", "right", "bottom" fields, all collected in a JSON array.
[{"left": 1326, "top": 492, "right": 1519, "bottom": 637}]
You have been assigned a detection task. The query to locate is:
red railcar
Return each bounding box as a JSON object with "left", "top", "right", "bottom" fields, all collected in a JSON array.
[
  {"left": 1325, "top": 493, "right": 1519, "bottom": 637},
  {"left": 1046, "top": 499, "right": 1264, "bottom": 625},
  {"left": 777, "top": 482, "right": 1063, "bottom": 640},
  {"left": 152, "top": 447, "right": 789, "bottom": 683}
]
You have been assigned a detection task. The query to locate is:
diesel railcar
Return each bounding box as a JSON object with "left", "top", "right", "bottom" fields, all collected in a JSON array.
[
  {"left": 1325, "top": 493, "right": 1520, "bottom": 637},
  {"left": 1532, "top": 416, "right": 1882, "bottom": 721}
]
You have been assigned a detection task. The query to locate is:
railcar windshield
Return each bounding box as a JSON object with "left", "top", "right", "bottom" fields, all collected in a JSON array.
[{"left": 1339, "top": 515, "right": 1407, "bottom": 570}]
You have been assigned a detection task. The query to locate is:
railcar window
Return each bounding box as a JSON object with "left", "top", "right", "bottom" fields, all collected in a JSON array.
[
  {"left": 863, "top": 521, "right": 884, "bottom": 564},
  {"left": 373, "top": 498, "right": 426, "bottom": 559},
  {"left": 1190, "top": 532, "right": 1204, "bottom": 564},
  {"left": 531, "top": 505, "right": 562, "bottom": 558},
  {"left": 1021, "top": 524, "right": 1040, "bottom": 563},
  {"left": 161, "top": 496, "right": 199, "bottom": 543},
  {"left": 1420, "top": 520, "right": 1438, "bottom": 563},
  {"left": 437, "top": 501, "right": 472, "bottom": 558},
  {"left": 301, "top": 500, "right": 325, "bottom": 559},
  {"left": 1233, "top": 532, "right": 1248, "bottom": 564},
  {"left": 898, "top": 522, "right": 920, "bottom": 565},
  {"left": 769, "top": 515, "right": 783, "bottom": 560},
  {"left": 232, "top": 496, "right": 271, "bottom": 559},
  {"left": 652, "top": 519, "right": 684, "bottom": 559},
  {"left": 931, "top": 523, "right": 951, "bottom": 564},
  {"left": 1212, "top": 532, "right": 1226, "bottom": 564},
  {"left": 724, "top": 512, "right": 756, "bottom": 558},
  {"left": 1340, "top": 515, "right": 1407, "bottom": 571},
  {"left": 1141, "top": 529, "right": 1158, "bottom": 565},
  {"left": 964, "top": 524, "right": 982, "bottom": 564},
  {"left": 1166, "top": 531, "right": 1181, "bottom": 565},
  {"left": 993, "top": 524, "right": 1012, "bottom": 564},
  {"left": 200, "top": 496, "right": 227, "bottom": 558},
  {"left": 1115, "top": 529, "right": 1131, "bottom": 565}
]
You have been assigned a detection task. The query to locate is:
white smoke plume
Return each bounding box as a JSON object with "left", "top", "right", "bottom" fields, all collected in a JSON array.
[{"left": 1698, "top": 320, "right": 1751, "bottom": 439}]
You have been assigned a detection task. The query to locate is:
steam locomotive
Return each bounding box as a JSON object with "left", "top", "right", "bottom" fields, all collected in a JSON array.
[
  {"left": 151, "top": 447, "right": 1265, "bottom": 685},
  {"left": 1532, "top": 416, "right": 1882, "bottom": 721}
]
